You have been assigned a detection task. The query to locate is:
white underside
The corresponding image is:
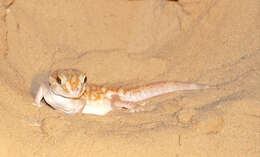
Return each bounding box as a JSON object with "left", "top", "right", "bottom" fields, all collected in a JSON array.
[
  {"left": 82, "top": 100, "right": 113, "bottom": 115},
  {"left": 43, "top": 88, "right": 85, "bottom": 114}
]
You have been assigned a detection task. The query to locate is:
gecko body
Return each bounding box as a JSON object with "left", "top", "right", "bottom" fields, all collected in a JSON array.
[{"left": 33, "top": 69, "right": 210, "bottom": 115}]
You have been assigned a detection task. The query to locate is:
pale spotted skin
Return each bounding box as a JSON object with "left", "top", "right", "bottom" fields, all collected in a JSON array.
[{"left": 33, "top": 69, "right": 210, "bottom": 115}]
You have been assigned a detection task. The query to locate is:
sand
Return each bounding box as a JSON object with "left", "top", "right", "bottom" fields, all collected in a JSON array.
[{"left": 0, "top": 0, "right": 259, "bottom": 156}]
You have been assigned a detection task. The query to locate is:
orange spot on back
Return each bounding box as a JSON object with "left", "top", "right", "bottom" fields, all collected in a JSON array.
[
  {"left": 112, "top": 88, "right": 119, "bottom": 92},
  {"left": 104, "top": 88, "right": 109, "bottom": 94},
  {"left": 94, "top": 94, "right": 101, "bottom": 101},
  {"left": 123, "top": 88, "right": 129, "bottom": 94}
]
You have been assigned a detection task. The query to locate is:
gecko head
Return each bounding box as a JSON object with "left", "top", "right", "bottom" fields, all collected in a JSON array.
[{"left": 48, "top": 69, "right": 87, "bottom": 98}]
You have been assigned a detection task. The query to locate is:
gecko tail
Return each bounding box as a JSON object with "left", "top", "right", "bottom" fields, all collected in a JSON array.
[{"left": 118, "top": 81, "right": 210, "bottom": 102}]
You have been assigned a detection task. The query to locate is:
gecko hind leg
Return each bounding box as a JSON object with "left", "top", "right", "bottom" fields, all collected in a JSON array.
[{"left": 111, "top": 95, "right": 146, "bottom": 113}]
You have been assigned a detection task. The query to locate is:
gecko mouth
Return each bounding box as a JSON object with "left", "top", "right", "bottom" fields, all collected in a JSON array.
[{"left": 49, "top": 87, "right": 85, "bottom": 99}]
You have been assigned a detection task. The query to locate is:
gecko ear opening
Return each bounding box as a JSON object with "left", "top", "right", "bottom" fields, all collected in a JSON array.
[{"left": 56, "top": 76, "right": 62, "bottom": 84}]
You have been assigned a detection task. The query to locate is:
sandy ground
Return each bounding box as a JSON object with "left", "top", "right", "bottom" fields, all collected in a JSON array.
[{"left": 0, "top": 0, "right": 259, "bottom": 156}]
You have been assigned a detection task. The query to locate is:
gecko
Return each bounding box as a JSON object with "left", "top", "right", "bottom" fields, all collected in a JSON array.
[{"left": 32, "top": 69, "right": 210, "bottom": 115}]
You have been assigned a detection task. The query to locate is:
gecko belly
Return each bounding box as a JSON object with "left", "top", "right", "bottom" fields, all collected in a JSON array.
[{"left": 81, "top": 100, "right": 113, "bottom": 115}]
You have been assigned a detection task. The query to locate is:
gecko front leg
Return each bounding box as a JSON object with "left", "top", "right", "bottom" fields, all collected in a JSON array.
[{"left": 32, "top": 83, "right": 48, "bottom": 107}]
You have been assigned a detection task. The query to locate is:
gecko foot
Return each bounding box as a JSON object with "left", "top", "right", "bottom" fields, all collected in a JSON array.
[
  {"left": 129, "top": 102, "right": 146, "bottom": 113},
  {"left": 111, "top": 95, "right": 146, "bottom": 112},
  {"left": 129, "top": 106, "right": 144, "bottom": 113},
  {"left": 32, "top": 102, "right": 42, "bottom": 108}
]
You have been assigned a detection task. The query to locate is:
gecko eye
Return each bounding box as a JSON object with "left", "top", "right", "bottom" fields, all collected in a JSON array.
[
  {"left": 83, "top": 76, "right": 87, "bottom": 83},
  {"left": 56, "top": 76, "right": 62, "bottom": 84}
]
